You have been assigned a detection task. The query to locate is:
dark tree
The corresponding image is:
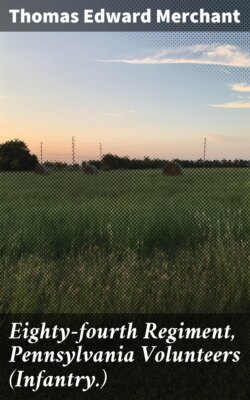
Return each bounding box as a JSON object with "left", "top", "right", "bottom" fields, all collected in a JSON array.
[
  {"left": 0, "top": 139, "right": 38, "bottom": 171},
  {"left": 101, "top": 153, "right": 117, "bottom": 170},
  {"left": 91, "top": 154, "right": 249, "bottom": 170}
]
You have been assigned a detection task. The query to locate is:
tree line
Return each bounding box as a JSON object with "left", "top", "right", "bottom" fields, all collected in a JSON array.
[
  {"left": 0, "top": 140, "right": 249, "bottom": 171},
  {"left": 44, "top": 154, "right": 249, "bottom": 171}
]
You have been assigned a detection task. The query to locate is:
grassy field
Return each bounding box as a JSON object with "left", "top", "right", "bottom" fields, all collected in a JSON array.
[{"left": 0, "top": 168, "right": 249, "bottom": 313}]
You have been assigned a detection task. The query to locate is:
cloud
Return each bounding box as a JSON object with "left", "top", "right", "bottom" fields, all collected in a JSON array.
[
  {"left": 212, "top": 101, "right": 250, "bottom": 109},
  {"left": 99, "top": 107, "right": 144, "bottom": 118},
  {"left": 102, "top": 44, "right": 250, "bottom": 68},
  {"left": 127, "top": 109, "right": 137, "bottom": 113},
  {"left": 0, "top": 95, "right": 15, "bottom": 99},
  {"left": 100, "top": 111, "right": 122, "bottom": 118},
  {"left": 207, "top": 134, "right": 249, "bottom": 143},
  {"left": 229, "top": 82, "right": 250, "bottom": 92}
]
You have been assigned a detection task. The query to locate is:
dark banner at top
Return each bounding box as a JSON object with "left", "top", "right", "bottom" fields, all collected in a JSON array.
[{"left": 0, "top": 0, "right": 250, "bottom": 31}]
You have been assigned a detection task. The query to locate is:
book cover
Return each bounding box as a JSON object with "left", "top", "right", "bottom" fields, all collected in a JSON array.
[{"left": 0, "top": 1, "right": 249, "bottom": 398}]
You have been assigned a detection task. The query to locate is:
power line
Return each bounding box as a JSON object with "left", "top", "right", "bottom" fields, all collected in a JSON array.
[
  {"left": 72, "top": 136, "right": 75, "bottom": 165},
  {"left": 203, "top": 137, "right": 207, "bottom": 165},
  {"left": 40, "top": 142, "right": 43, "bottom": 165},
  {"left": 99, "top": 142, "right": 103, "bottom": 160}
]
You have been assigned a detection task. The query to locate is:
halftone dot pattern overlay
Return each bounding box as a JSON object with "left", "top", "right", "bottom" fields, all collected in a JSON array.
[
  {"left": 115, "top": 31, "right": 250, "bottom": 80},
  {"left": 0, "top": 8, "right": 249, "bottom": 315},
  {"left": 0, "top": 25, "right": 249, "bottom": 400},
  {"left": 0, "top": 164, "right": 249, "bottom": 314}
]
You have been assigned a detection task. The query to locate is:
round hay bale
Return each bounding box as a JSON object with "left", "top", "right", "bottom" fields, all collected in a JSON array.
[
  {"left": 162, "top": 161, "right": 183, "bottom": 176},
  {"left": 83, "top": 164, "right": 99, "bottom": 175},
  {"left": 34, "top": 164, "right": 50, "bottom": 175}
]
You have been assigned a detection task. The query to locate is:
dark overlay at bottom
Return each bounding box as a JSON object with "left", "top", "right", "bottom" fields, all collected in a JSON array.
[{"left": 0, "top": 314, "right": 249, "bottom": 399}]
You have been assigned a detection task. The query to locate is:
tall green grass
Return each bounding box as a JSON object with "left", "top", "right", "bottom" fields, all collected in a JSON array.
[{"left": 0, "top": 169, "right": 249, "bottom": 312}]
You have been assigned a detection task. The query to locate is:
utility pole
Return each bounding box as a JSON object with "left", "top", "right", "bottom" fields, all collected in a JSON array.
[
  {"left": 40, "top": 142, "right": 43, "bottom": 165},
  {"left": 72, "top": 136, "right": 75, "bottom": 165},
  {"left": 203, "top": 137, "right": 207, "bottom": 165},
  {"left": 99, "top": 142, "right": 103, "bottom": 161}
]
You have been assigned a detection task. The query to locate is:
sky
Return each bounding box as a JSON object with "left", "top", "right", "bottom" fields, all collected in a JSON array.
[{"left": 0, "top": 31, "right": 250, "bottom": 162}]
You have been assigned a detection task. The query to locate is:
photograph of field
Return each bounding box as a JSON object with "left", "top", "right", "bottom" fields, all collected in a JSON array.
[
  {"left": 0, "top": 31, "right": 249, "bottom": 314},
  {"left": 0, "top": 167, "right": 249, "bottom": 313}
]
